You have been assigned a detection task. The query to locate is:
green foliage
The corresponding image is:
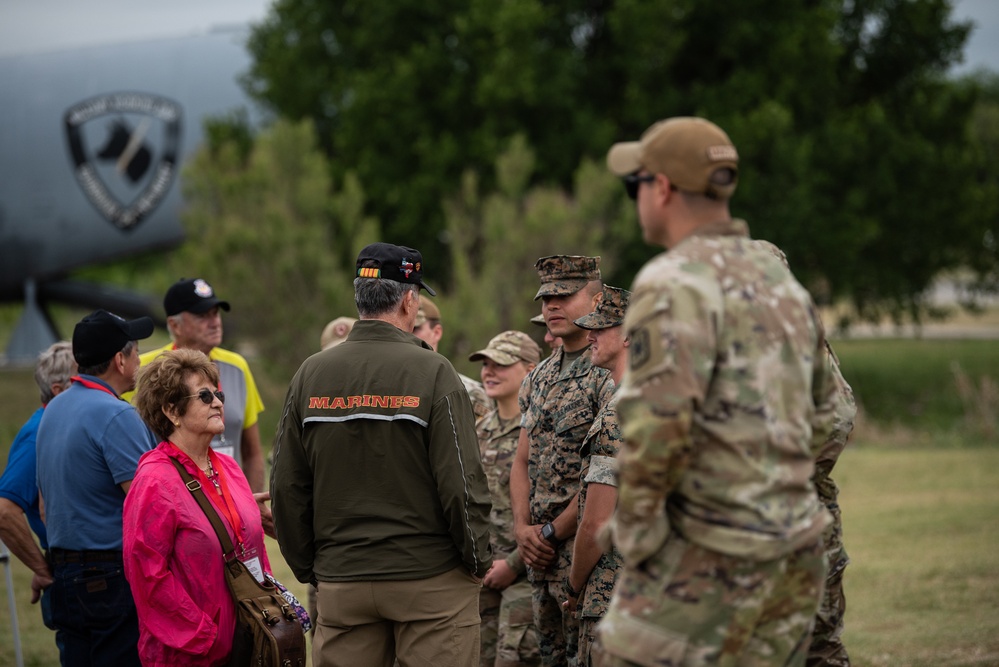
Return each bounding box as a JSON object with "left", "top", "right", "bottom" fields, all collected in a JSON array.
[
  {"left": 243, "top": 0, "right": 999, "bottom": 315},
  {"left": 175, "top": 117, "right": 378, "bottom": 377}
]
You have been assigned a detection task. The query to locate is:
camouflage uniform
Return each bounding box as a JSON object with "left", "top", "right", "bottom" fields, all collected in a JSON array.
[
  {"left": 575, "top": 396, "right": 623, "bottom": 667},
  {"left": 807, "top": 349, "right": 856, "bottom": 667},
  {"left": 522, "top": 256, "right": 615, "bottom": 667},
  {"left": 754, "top": 240, "right": 857, "bottom": 666},
  {"left": 478, "top": 409, "right": 542, "bottom": 667},
  {"left": 463, "top": 373, "right": 494, "bottom": 422},
  {"left": 571, "top": 286, "right": 630, "bottom": 667},
  {"left": 599, "top": 219, "right": 838, "bottom": 666}
]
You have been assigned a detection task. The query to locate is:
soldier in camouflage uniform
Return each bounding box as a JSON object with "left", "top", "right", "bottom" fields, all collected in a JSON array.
[
  {"left": 414, "top": 297, "right": 494, "bottom": 420},
  {"left": 599, "top": 117, "right": 839, "bottom": 666},
  {"left": 469, "top": 331, "right": 544, "bottom": 667},
  {"left": 511, "top": 256, "right": 615, "bottom": 667},
  {"left": 562, "top": 286, "right": 630, "bottom": 667},
  {"left": 754, "top": 241, "right": 858, "bottom": 667}
]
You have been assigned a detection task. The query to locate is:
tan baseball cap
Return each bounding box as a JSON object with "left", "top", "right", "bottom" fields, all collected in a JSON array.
[
  {"left": 534, "top": 255, "right": 601, "bottom": 300},
  {"left": 530, "top": 313, "right": 546, "bottom": 326},
  {"left": 414, "top": 298, "right": 441, "bottom": 328},
  {"left": 574, "top": 285, "right": 630, "bottom": 330},
  {"left": 606, "top": 117, "right": 739, "bottom": 200},
  {"left": 469, "top": 330, "right": 541, "bottom": 366},
  {"left": 320, "top": 316, "right": 357, "bottom": 350}
]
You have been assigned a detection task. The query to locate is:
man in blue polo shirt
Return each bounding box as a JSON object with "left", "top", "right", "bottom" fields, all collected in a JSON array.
[
  {"left": 36, "top": 309, "right": 157, "bottom": 667},
  {"left": 0, "top": 341, "right": 76, "bottom": 628}
]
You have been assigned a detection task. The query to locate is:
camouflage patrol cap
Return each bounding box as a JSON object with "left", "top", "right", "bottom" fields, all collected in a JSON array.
[
  {"left": 607, "top": 117, "right": 739, "bottom": 200},
  {"left": 469, "top": 330, "right": 541, "bottom": 366},
  {"left": 530, "top": 313, "right": 546, "bottom": 326},
  {"left": 533, "top": 255, "right": 601, "bottom": 300},
  {"left": 414, "top": 298, "right": 441, "bottom": 328},
  {"left": 574, "top": 285, "right": 631, "bottom": 330}
]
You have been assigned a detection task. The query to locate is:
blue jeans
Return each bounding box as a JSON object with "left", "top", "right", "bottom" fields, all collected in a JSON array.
[{"left": 49, "top": 558, "right": 141, "bottom": 667}]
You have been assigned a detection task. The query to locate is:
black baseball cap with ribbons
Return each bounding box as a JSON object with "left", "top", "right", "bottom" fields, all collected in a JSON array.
[{"left": 355, "top": 242, "right": 437, "bottom": 296}]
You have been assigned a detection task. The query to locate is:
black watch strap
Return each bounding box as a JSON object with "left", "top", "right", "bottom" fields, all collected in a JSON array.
[{"left": 564, "top": 578, "right": 580, "bottom": 599}]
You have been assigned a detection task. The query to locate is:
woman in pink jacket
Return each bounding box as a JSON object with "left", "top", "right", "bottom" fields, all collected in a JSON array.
[{"left": 124, "top": 349, "right": 272, "bottom": 666}]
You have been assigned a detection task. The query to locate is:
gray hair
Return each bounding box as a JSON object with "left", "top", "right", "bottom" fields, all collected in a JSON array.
[
  {"left": 35, "top": 341, "right": 76, "bottom": 404},
  {"left": 354, "top": 278, "right": 418, "bottom": 318},
  {"left": 77, "top": 339, "right": 137, "bottom": 377}
]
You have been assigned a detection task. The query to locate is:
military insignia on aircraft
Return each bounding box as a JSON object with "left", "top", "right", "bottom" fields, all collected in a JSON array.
[{"left": 64, "top": 92, "right": 182, "bottom": 231}]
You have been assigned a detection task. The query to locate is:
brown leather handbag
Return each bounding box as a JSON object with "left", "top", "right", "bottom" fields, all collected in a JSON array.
[{"left": 171, "top": 458, "right": 306, "bottom": 667}]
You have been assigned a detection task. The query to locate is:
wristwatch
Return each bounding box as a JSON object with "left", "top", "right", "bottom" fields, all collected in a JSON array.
[
  {"left": 540, "top": 521, "right": 561, "bottom": 546},
  {"left": 564, "top": 577, "right": 580, "bottom": 599}
]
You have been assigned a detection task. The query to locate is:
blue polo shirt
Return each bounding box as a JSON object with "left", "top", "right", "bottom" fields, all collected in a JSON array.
[
  {"left": 0, "top": 407, "right": 48, "bottom": 548},
  {"left": 36, "top": 376, "right": 156, "bottom": 550}
]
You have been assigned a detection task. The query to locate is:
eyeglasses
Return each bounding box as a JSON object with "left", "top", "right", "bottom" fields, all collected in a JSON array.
[
  {"left": 187, "top": 388, "right": 225, "bottom": 405},
  {"left": 622, "top": 173, "right": 656, "bottom": 200}
]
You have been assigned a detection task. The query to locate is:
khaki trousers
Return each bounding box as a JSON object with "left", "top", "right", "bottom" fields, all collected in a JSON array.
[{"left": 314, "top": 566, "right": 481, "bottom": 667}]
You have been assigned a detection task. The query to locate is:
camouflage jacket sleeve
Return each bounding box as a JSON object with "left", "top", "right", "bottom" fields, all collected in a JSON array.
[
  {"left": 814, "top": 344, "right": 857, "bottom": 481},
  {"left": 808, "top": 324, "right": 839, "bottom": 463},
  {"left": 612, "top": 269, "right": 717, "bottom": 567}
]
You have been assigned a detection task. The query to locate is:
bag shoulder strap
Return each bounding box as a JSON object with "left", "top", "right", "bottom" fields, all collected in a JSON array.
[{"left": 169, "top": 456, "right": 237, "bottom": 558}]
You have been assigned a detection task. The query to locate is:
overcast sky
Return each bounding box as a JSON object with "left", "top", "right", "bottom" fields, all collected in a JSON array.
[{"left": 0, "top": 0, "right": 995, "bottom": 72}]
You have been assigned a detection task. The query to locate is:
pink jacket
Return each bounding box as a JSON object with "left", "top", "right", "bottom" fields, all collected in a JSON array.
[{"left": 123, "top": 442, "right": 271, "bottom": 666}]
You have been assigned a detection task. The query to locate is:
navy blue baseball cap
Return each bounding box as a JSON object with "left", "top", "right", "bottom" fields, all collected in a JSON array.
[{"left": 73, "top": 309, "right": 154, "bottom": 366}]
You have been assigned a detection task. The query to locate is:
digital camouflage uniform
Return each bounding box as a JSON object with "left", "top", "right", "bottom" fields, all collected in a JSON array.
[
  {"left": 576, "top": 397, "right": 623, "bottom": 667},
  {"left": 478, "top": 409, "right": 542, "bottom": 667},
  {"left": 599, "top": 219, "right": 838, "bottom": 667},
  {"left": 571, "top": 285, "right": 630, "bottom": 667},
  {"left": 522, "top": 256, "right": 615, "bottom": 667}
]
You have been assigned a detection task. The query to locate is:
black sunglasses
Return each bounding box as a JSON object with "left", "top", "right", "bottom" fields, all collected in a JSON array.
[
  {"left": 187, "top": 388, "right": 225, "bottom": 405},
  {"left": 622, "top": 173, "right": 656, "bottom": 200}
]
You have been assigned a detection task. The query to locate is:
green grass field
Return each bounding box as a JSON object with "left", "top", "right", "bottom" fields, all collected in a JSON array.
[{"left": 0, "top": 338, "right": 997, "bottom": 665}]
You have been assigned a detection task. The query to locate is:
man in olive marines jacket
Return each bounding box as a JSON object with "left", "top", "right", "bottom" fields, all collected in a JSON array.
[{"left": 272, "top": 242, "right": 492, "bottom": 667}]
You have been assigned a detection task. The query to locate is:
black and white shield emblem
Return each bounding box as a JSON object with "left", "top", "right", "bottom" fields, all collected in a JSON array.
[{"left": 64, "top": 92, "right": 182, "bottom": 231}]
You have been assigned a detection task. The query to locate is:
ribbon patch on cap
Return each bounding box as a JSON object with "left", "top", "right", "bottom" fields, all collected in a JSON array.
[{"left": 358, "top": 268, "right": 382, "bottom": 278}]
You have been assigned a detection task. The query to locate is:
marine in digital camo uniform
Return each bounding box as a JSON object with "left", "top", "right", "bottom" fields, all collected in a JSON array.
[
  {"left": 565, "top": 285, "right": 630, "bottom": 667},
  {"left": 754, "top": 240, "right": 858, "bottom": 667},
  {"left": 510, "top": 255, "right": 615, "bottom": 667},
  {"left": 470, "top": 331, "right": 544, "bottom": 667},
  {"left": 599, "top": 117, "right": 838, "bottom": 666}
]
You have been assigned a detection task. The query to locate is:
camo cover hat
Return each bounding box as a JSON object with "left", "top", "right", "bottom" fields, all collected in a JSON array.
[
  {"left": 469, "top": 330, "right": 541, "bottom": 366},
  {"left": 607, "top": 117, "right": 739, "bottom": 200},
  {"left": 530, "top": 313, "right": 546, "bottom": 326},
  {"left": 574, "top": 285, "right": 631, "bottom": 330},
  {"left": 414, "top": 298, "right": 441, "bottom": 328},
  {"left": 534, "top": 255, "right": 601, "bottom": 300}
]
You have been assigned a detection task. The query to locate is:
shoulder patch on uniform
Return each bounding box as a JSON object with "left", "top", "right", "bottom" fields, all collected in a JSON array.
[{"left": 629, "top": 327, "right": 651, "bottom": 370}]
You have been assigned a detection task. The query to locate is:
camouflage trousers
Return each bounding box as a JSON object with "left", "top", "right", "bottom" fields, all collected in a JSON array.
[
  {"left": 807, "top": 502, "right": 850, "bottom": 667},
  {"left": 598, "top": 532, "right": 826, "bottom": 667},
  {"left": 578, "top": 616, "right": 607, "bottom": 667},
  {"left": 481, "top": 579, "right": 543, "bottom": 666},
  {"left": 532, "top": 573, "right": 580, "bottom": 667}
]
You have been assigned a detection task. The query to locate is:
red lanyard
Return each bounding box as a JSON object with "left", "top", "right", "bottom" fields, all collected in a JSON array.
[
  {"left": 169, "top": 443, "right": 245, "bottom": 552},
  {"left": 70, "top": 375, "right": 119, "bottom": 399}
]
